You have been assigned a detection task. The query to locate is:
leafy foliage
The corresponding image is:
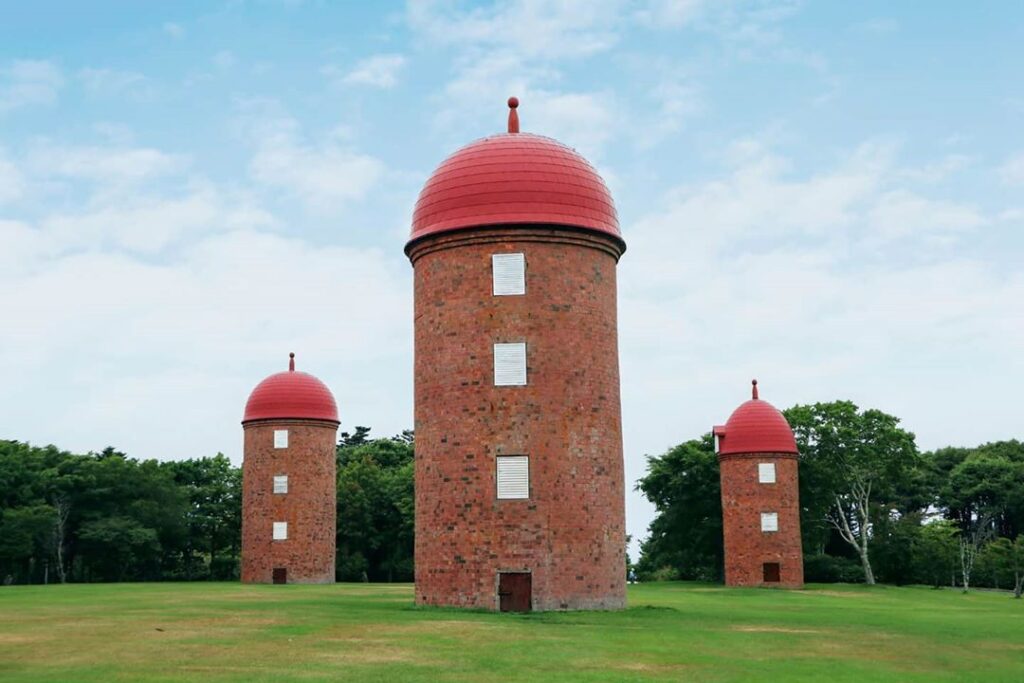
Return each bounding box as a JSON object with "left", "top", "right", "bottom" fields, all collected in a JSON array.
[
  {"left": 335, "top": 429, "right": 415, "bottom": 582},
  {"left": 635, "top": 406, "right": 1023, "bottom": 590}
]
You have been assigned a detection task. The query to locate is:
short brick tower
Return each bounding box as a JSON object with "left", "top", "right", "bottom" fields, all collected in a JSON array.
[
  {"left": 406, "top": 98, "right": 627, "bottom": 611},
  {"left": 713, "top": 380, "right": 803, "bottom": 588},
  {"left": 241, "top": 353, "right": 339, "bottom": 584}
]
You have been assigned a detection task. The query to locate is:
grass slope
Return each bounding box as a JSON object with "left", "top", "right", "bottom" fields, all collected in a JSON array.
[{"left": 0, "top": 582, "right": 1022, "bottom": 682}]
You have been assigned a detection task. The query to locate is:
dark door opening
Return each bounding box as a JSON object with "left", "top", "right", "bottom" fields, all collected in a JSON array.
[
  {"left": 763, "top": 562, "right": 781, "bottom": 583},
  {"left": 272, "top": 567, "right": 287, "bottom": 585},
  {"left": 498, "top": 572, "right": 532, "bottom": 612}
]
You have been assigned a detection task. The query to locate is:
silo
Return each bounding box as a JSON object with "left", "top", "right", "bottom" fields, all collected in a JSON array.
[
  {"left": 406, "top": 98, "right": 627, "bottom": 611},
  {"left": 241, "top": 353, "right": 338, "bottom": 584},
  {"left": 713, "top": 380, "right": 804, "bottom": 588}
]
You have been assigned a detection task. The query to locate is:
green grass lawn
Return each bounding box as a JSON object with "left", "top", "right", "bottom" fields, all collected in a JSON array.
[{"left": 0, "top": 582, "right": 1022, "bottom": 682}]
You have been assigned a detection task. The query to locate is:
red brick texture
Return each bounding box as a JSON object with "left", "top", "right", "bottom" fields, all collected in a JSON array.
[
  {"left": 719, "top": 453, "right": 804, "bottom": 588},
  {"left": 409, "top": 226, "right": 627, "bottom": 611},
  {"left": 241, "top": 419, "right": 337, "bottom": 584}
]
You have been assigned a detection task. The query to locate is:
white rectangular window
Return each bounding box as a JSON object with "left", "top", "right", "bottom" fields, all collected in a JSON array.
[
  {"left": 492, "top": 253, "right": 525, "bottom": 296},
  {"left": 761, "top": 512, "right": 778, "bottom": 532},
  {"left": 274, "top": 429, "right": 288, "bottom": 449},
  {"left": 496, "top": 455, "right": 529, "bottom": 499},
  {"left": 272, "top": 522, "right": 288, "bottom": 540},
  {"left": 273, "top": 475, "right": 288, "bottom": 494},
  {"left": 494, "top": 342, "right": 527, "bottom": 386},
  {"left": 758, "top": 463, "right": 776, "bottom": 484}
]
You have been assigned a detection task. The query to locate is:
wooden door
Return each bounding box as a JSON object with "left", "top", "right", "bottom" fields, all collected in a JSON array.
[
  {"left": 762, "top": 562, "right": 780, "bottom": 583},
  {"left": 498, "top": 572, "right": 532, "bottom": 612},
  {"left": 272, "top": 567, "right": 287, "bottom": 585}
]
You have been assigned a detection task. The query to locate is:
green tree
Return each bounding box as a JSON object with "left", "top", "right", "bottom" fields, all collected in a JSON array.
[
  {"left": 986, "top": 536, "right": 1024, "bottom": 598},
  {"left": 784, "top": 401, "right": 919, "bottom": 584},
  {"left": 163, "top": 454, "right": 242, "bottom": 579},
  {"left": 77, "top": 516, "right": 160, "bottom": 582},
  {"left": 914, "top": 520, "right": 959, "bottom": 588},
  {"left": 928, "top": 443, "right": 1024, "bottom": 590},
  {"left": 0, "top": 504, "right": 57, "bottom": 583},
  {"left": 635, "top": 436, "right": 722, "bottom": 581},
  {"left": 336, "top": 433, "right": 415, "bottom": 582}
]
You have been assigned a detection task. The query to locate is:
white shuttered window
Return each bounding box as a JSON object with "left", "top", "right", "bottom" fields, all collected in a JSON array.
[
  {"left": 492, "top": 253, "right": 526, "bottom": 295},
  {"left": 493, "top": 343, "right": 527, "bottom": 386},
  {"left": 758, "top": 463, "right": 776, "bottom": 484},
  {"left": 272, "top": 522, "right": 288, "bottom": 540},
  {"left": 497, "top": 456, "right": 530, "bottom": 499},
  {"left": 273, "top": 475, "right": 288, "bottom": 494},
  {"left": 274, "top": 430, "right": 288, "bottom": 449},
  {"left": 761, "top": 512, "right": 778, "bottom": 532}
]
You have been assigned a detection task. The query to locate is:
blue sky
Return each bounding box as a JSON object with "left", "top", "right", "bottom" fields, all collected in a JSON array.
[{"left": 2, "top": 1, "right": 1022, "bottom": 557}]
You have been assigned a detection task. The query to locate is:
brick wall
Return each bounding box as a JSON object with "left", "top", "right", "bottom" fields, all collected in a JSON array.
[
  {"left": 719, "top": 453, "right": 804, "bottom": 588},
  {"left": 409, "top": 226, "right": 627, "bottom": 610},
  {"left": 241, "top": 419, "right": 337, "bottom": 584}
]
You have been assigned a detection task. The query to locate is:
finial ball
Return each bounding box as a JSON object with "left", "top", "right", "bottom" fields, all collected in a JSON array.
[
  {"left": 752, "top": 379, "right": 757, "bottom": 386},
  {"left": 289, "top": 352, "right": 295, "bottom": 359},
  {"left": 508, "top": 96, "right": 519, "bottom": 109}
]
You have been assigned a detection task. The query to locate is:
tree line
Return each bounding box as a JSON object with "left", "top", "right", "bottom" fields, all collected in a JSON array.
[
  {"left": 636, "top": 401, "right": 1024, "bottom": 596},
  {"left": 0, "top": 429, "right": 414, "bottom": 584},
  {"left": 4, "top": 403, "right": 1022, "bottom": 593}
]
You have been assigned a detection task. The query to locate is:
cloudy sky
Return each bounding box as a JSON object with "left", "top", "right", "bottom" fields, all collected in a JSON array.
[{"left": 2, "top": 1, "right": 1022, "bottom": 557}]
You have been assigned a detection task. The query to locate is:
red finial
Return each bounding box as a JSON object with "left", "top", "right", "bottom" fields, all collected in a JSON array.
[
  {"left": 507, "top": 96, "right": 519, "bottom": 133},
  {"left": 751, "top": 379, "right": 759, "bottom": 400},
  {"left": 289, "top": 352, "right": 295, "bottom": 372}
]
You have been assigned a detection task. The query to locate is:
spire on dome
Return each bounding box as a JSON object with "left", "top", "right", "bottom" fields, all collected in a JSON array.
[
  {"left": 752, "top": 379, "right": 759, "bottom": 400},
  {"left": 289, "top": 352, "right": 295, "bottom": 372},
  {"left": 507, "top": 96, "right": 520, "bottom": 133}
]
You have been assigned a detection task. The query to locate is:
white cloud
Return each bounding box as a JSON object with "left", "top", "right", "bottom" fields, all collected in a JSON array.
[
  {"left": 853, "top": 18, "right": 900, "bottom": 35},
  {"left": 408, "top": 0, "right": 623, "bottom": 60},
  {"left": 898, "top": 154, "right": 970, "bottom": 184},
  {"left": 78, "top": 67, "right": 147, "bottom": 96},
  {"left": 39, "top": 187, "right": 269, "bottom": 254},
  {"left": 0, "top": 228, "right": 412, "bottom": 461},
  {"left": 0, "top": 152, "right": 25, "bottom": 204},
  {"left": 865, "top": 190, "right": 984, "bottom": 244},
  {"left": 526, "top": 91, "right": 617, "bottom": 159},
  {"left": 616, "top": 140, "right": 1020, "bottom": 551},
  {"left": 999, "top": 152, "right": 1024, "bottom": 186},
  {"left": 0, "top": 129, "right": 410, "bottom": 461},
  {"left": 213, "top": 50, "right": 237, "bottom": 70},
  {"left": 163, "top": 22, "right": 185, "bottom": 39},
  {"left": 27, "top": 143, "right": 185, "bottom": 185},
  {"left": 634, "top": 0, "right": 709, "bottom": 28},
  {"left": 240, "top": 105, "right": 386, "bottom": 211},
  {"left": 430, "top": 49, "right": 618, "bottom": 157},
  {"left": 0, "top": 60, "right": 64, "bottom": 113},
  {"left": 330, "top": 53, "right": 407, "bottom": 89}
]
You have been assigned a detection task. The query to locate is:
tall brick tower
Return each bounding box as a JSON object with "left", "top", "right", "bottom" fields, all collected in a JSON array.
[
  {"left": 406, "top": 98, "right": 627, "bottom": 611},
  {"left": 241, "top": 353, "right": 338, "bottom": 584},
  {"left": 713, "top": 380, "right": 803, "bottom": 588}
]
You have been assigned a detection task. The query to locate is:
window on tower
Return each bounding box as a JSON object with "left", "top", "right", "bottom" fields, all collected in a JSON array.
[
  {"left": 496, "top": 455, "right": 529, "bottom": 499},
  {"left": 758, "top": 462, "right": 776, "bottom": 484},
  {"left": 272, "top": 522, "right": 288, "bottom": 541},
  {"left": 761, "top": 512, "right": 778, "bottom": 533},
  {"left": 492, "top": 253, "right": 526, "bottom": 295},
  {"left": 273, "top": 475, "right": 288, "bottom": 494},
  {"left": 274, "top": 430, "right": 288, "bottom": 449},
  {"left": 493, "top": 342, "right": 527, "bottom": 386}
]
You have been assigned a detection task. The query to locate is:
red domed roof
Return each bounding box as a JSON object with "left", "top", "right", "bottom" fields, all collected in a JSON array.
[
  {"left": 407, "top": 98, "right": 621, "bottom": 250},
  {"left": 242, "top": 353, "right": 338, "bottom": 424},
  {"left": 713, "top": 380, "right": 797, "bottom": 456}
]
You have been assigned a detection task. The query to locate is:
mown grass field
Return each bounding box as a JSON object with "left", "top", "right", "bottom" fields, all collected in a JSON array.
[{"left": 0, "top": 582, "right": 1022, "bottom": 682}]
